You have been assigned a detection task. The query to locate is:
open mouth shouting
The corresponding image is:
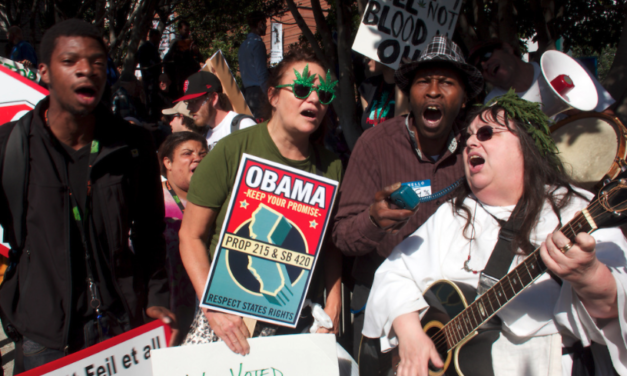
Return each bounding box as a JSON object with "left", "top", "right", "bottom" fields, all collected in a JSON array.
[
  {"left": 423, "top": 104, "right": 443, "bottom": 127},
  {"left": 467, "top": 152, "right": 485, "bottom": 173},
  {"left": 301, "top": 109, "right": 318, "bottom": 121},
  {"left": 74, "top": 84, "right": 98, "bottom": 106}
]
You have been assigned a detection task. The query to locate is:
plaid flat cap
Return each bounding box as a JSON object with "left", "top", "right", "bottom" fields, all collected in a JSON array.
[{"left": 395, "top": 35, "right": 484, "bottom": 98}]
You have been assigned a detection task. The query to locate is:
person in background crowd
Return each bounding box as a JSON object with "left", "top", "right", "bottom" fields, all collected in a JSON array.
[
  {"left": 138, "top": 29, "right": 163, "bottom": 122},
  {"left": 468, "top": 39, "right": 615, "bottom": 115},
  {"left": 238, "top": 10, "right": 271, "bottom": 121},
  {"left": 359, "top": 57, "right": 397, "bottom": 130},
  {"left": 112, "top": 74, "right": 148, "bottom": 121},
  {"left": 102, "top": 35, "right": 119, "bottom": 88},
  {"left": 179, "top": 50, "right": 343, "bottom": 353},
  {"left": 152, "top": 73, "right": 175, "bottom": 121},
  {"left": 332, "top": 35, "right": 483, "bottom": 375},
  {"left": 164, "top": 20, "right": 201, "bottom": 98},
  {"left": 364, "top": 91, "right": 627, "bottom": 376},
  {"left": 0, "top": 19, "right": 174, "bottom": 372},
  {"left": 176, "top": 71, "right": 256, "bottom": 150},
  {"left": 158, "top": 132, "right": 208, "bottom": 342},
  {"left": 7, "top": 25, "right": 38, "bottom": 67},
  {"left": 162, "top": 101, "right": 205, "bottom": 134}
]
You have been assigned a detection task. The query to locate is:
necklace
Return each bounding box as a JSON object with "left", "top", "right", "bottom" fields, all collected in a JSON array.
[{"left": 463, "top": 200, "right": 480, "bottom": 274}]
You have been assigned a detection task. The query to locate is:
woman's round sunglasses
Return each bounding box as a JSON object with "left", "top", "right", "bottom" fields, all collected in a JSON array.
[
  {"left": 275, "top": 65, "right": 338, "bottom": 105},
  {"left": 462, "top": 125, "right": 508, "bottom": 145}
]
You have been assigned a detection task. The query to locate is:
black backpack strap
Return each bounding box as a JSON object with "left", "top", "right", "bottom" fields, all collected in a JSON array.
[
  {"left": 231, "top": 114, "right": 256, "bottom": 133},
  {"left": 2, "top": 112, "right": 32, "bottom": 278}
]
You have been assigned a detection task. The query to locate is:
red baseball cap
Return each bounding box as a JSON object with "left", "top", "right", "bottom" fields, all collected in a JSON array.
[{"left": 174, "top": 71, "right": 223, "bottom": 103}]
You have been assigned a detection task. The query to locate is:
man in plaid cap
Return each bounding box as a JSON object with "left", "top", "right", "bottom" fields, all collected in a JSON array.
[
  {"left": 175, "top": 71, "right": 256, "bottom": 149},
  {"left": 333, "top": 35, "right": 483, "bottom": 374}
]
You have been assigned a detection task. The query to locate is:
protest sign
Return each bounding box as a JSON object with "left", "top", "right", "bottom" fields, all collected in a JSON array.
[
  {"left": 352, "top": 0, "right": 462, "bottom": 69},
  {"left": 21, "top": 320, "right": 171, "bottom": 376},
  {"left": 0, "top": 56, "right": 40, "bottom": 82},
  {"left": 0, "top": 61, "right": 47, "bottom": 258},
  {"left": 0, "top": 63, "right": 47, "bottom": 125},
  {"left": 202, "top": 50, "right": 253, "bottom": 116},
  {"left": 270, "top": 23, "right": 283, "bottom": 66},
  {"left": 200, "top": 154, "right": 339, "bottom": 327},
  {"left": 152, "top": 333, "right": 340, "bottom": 376}
]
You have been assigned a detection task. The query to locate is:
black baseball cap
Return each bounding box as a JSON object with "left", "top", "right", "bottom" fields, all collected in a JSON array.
[{"left": 174, "top": 71, "right": 223, "bottom": 103}]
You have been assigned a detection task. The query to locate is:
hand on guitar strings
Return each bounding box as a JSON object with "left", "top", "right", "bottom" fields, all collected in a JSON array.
[
  {"left": 203, "top": 308, "right": 251, "bottom": 355},
  {"left": 540, "top": 229, "right": 618, "bottom": 319},
  {"left": 369, "top": 182, "right": 418, "bottom": 233},
  {"left": 393, "top": 312, "right": 444, "bottom": 376}
]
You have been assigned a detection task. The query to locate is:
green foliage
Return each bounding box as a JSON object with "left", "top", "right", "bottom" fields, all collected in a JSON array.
[
  {"left": 570, "top": 44, "right": 617, "bottom": 82},
  {"left": 484, "top": 89, "right": 558, "bottom": 158},
  {"left": 174, "top": 0, "right": 284, "bottom": 81}
]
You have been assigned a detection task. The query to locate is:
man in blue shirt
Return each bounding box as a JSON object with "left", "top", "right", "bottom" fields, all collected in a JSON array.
[
  {"left": 7, "top": 26, "right": 38, "bottom": 67},
  {"left": 238, "top": 11, "right": 270, "bottom": 121}
]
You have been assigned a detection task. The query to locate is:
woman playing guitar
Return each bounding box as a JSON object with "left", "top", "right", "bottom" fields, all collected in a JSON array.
[{"left": 362, "top": 91, "right": 627, "bottom": 376}]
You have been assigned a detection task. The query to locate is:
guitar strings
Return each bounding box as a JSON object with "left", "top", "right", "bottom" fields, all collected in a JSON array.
[{"left": 426, "top": 196, "right": 612, "bottom": 351}]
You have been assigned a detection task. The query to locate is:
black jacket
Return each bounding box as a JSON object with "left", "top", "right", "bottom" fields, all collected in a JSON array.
[{"left": 0, "top": 98, "right": 169, "bottom": 350}]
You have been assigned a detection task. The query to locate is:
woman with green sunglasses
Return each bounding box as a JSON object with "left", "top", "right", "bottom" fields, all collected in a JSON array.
[{"left": 179, "top": 50, "right": 344, "bottom": 355}]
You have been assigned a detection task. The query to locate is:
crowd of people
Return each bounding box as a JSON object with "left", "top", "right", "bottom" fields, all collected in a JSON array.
[{"left": 0, "top": 12, "right": 626, "bottom": 376}]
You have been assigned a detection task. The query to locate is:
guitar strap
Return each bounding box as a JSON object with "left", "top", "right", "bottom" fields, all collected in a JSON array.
[{"left": 477, "top": 201, "right": 524, "bottom": 296}]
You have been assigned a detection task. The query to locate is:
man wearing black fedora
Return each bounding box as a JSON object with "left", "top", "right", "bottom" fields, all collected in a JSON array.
[{"left": 333, "top": 35, "right": 483, "bottom": 375}]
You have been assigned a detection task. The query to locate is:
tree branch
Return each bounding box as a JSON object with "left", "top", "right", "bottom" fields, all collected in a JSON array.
[{"left": 285, "top": 0, "right": 329, "bottom": 68}]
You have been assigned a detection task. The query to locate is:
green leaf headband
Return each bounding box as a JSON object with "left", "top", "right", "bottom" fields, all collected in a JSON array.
[{"left": 483, "top": 89, "right": 558, "bottom": 158}]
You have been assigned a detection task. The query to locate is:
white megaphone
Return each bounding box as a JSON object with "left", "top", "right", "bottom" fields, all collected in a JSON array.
[{"left": 529, "top": 50, "right": 598, "bottom": 117}]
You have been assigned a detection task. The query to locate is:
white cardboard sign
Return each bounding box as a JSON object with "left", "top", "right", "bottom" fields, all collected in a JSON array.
[
  {"left": 270, "top": 23, "right": 283, "bottom": 66},
  {"left": 21, "top": 321, "right": 171, "bottom": 376},
  {"left": 352, "top": 0, "right": 462, "bottom": 69},
  {"left": 151, "top": 334, "right": 340, "bottom": 376}
]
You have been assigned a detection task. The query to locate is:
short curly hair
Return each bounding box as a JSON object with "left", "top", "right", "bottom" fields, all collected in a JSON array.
[{"left": 40, "top": 19, "right": 106, "bottom": 66}]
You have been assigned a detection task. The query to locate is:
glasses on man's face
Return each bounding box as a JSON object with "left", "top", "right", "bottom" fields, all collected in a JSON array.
[
  {"left": 462, "top": 125, "right": 509, "bottom": 146},
  {"left": 171, "top": 114, "right": 183, "bottom": 118},
  {"left": 473, "top": 48, "right": 497, "bottom": 70},
  {"left": 276, "top": 83, "right": 336, "bottom": 105}
]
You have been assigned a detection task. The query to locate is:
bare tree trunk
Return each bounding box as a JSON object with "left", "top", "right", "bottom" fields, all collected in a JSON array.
[
  {"left": 335, "top": 0, "right": 359, "bottom": 150},
  {"left": 604, "top": 15, "right": 627, "bottom": 124},
  {"left": 119, "top": 0, "right": 158, "bottom": 80},
  {"left": 529, "top": 0, "right": 556, "bottom": 56},
  {"left": 285, "top": 0, "right": 329, "bottom": 69},
  {"left": 497, "top": 0, "right": 518, "bottom": 51}
]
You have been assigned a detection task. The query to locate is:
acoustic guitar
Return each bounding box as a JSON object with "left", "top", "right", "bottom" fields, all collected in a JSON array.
[{"left": 362, "top": 174, "right": 627, "bottom": 376}]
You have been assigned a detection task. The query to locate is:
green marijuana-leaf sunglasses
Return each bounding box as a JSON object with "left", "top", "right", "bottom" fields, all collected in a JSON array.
[{"left": 276, "top": 64, "right": 338, "bottom": 105}]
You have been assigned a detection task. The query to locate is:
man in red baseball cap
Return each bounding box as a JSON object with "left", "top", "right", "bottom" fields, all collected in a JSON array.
[{"left": 175, "top": 71, "right": 256, "bottom": 149}]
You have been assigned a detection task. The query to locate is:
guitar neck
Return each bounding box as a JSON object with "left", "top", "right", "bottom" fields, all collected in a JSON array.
[{"left": 438, "top": 208, "right": 598, "bottom": 351}]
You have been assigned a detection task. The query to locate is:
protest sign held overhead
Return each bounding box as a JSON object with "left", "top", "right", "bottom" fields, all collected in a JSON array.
[
  {"left": 203, "top": 50, "right": 253, "bottom": 116},
  {"left": 20, "top": 320, "right": 171, "bottom": 376},
  {"left": 352, "top": 0, "right": 462, "bottom": 69},
  {"left": 201, "top": 154, "right": 339, "bottom": 328},
  {"left": 152, "top": 333, "right": 340, "bottom": 376}
]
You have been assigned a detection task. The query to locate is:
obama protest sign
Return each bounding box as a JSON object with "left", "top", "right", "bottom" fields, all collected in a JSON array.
[
  {"left": 200, "top": 154, "right": 339, "bottom": 327},
  {"left": 352, "top": 0, "right": 462, "bottom": 69}
]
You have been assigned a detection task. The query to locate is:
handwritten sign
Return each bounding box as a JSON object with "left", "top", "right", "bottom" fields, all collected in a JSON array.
[
  {"left": 352, "top": 0, "right": 462, "bottom": 69},
  {"left": 151, "top": 334, "right": 339, "bottom": 376},
  {"left": 200, "top": 154, "right": 339, "bottom": 327},
  {"left": 20, "top": 320, "right": 171, "bottom": 376},
  {"left": 0, "top": 56, "right": 40, "bottom": 82}
]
